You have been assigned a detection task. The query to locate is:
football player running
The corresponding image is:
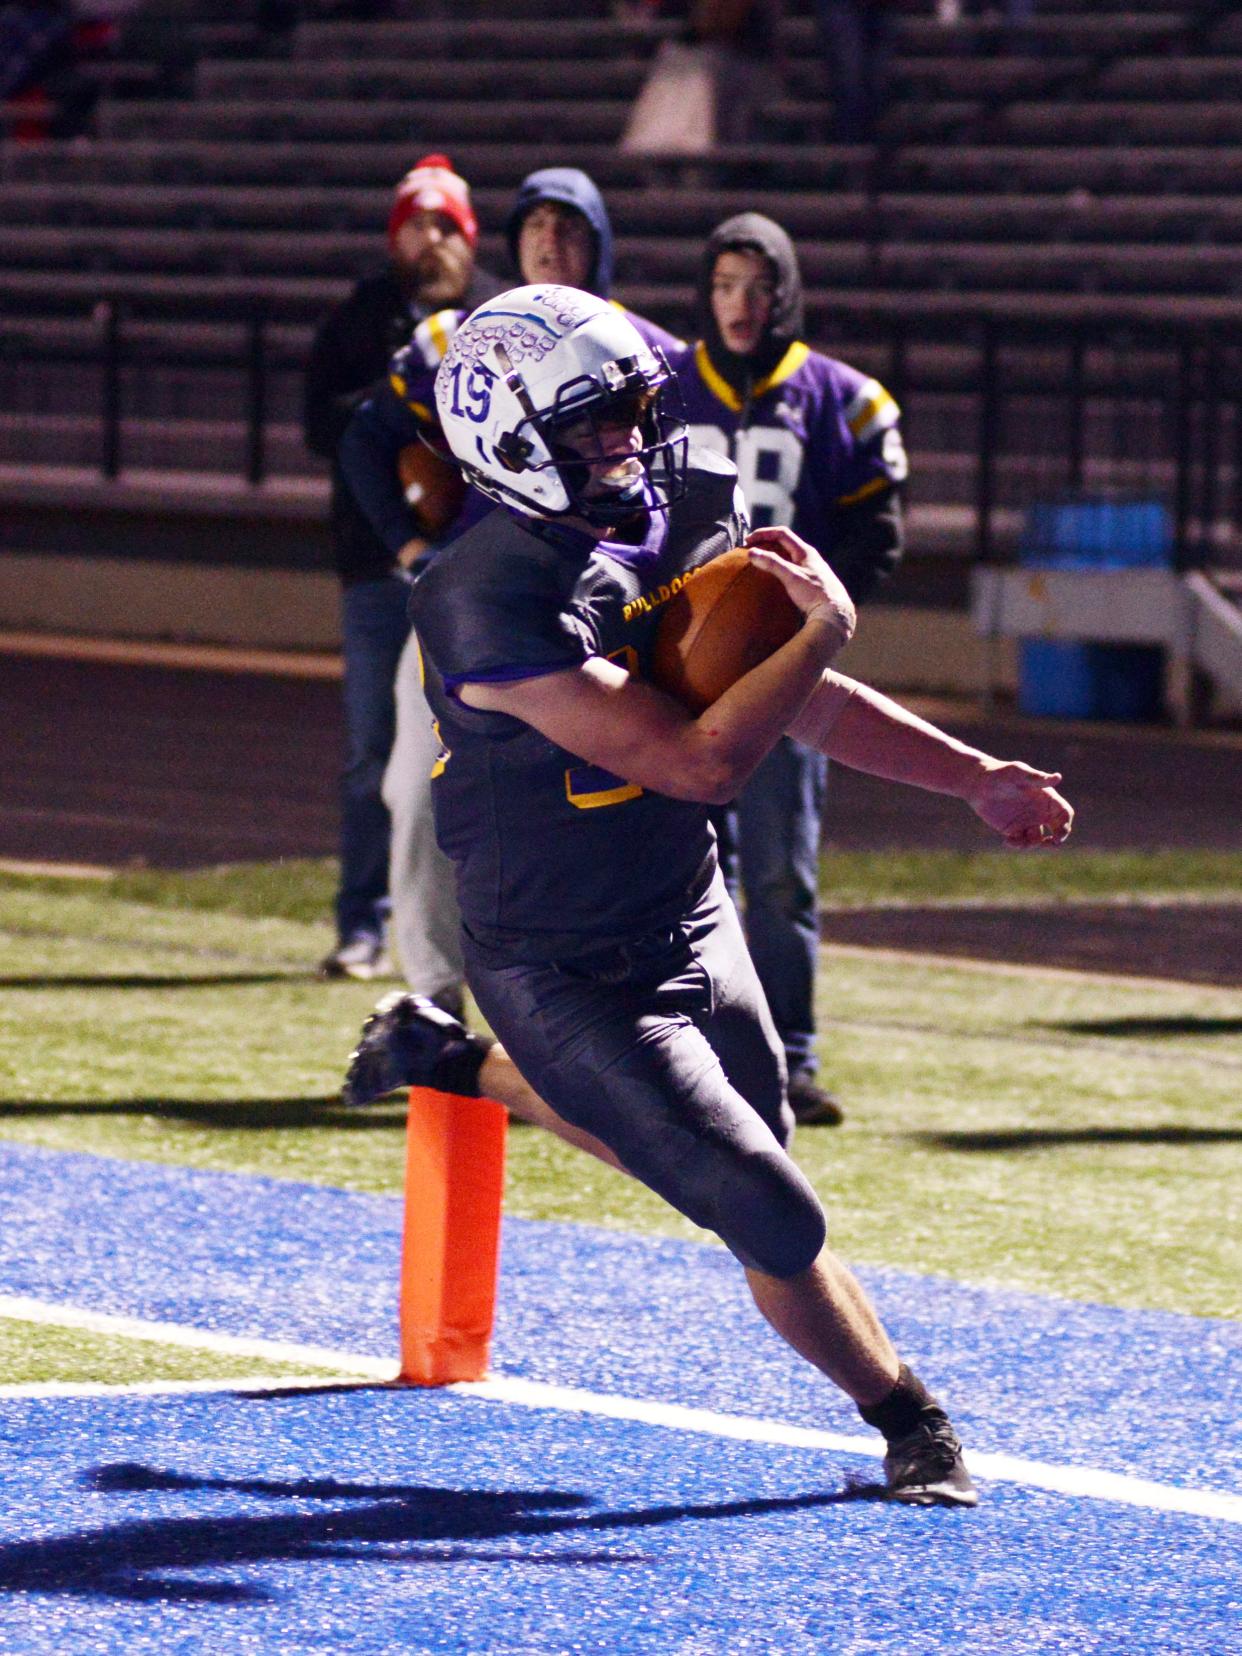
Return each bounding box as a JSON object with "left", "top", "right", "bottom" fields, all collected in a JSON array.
[{"left": 342, "top": 284, "right": 1072, "bottom": 1508}]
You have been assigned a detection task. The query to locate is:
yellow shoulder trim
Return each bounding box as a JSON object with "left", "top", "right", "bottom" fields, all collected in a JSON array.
[
  {"left": 694, "top": 342, "right": 742, "bottom": 412},
  {"left": 836, "top": 474, "right": 892, "bottom": 508},
  {"left": 694, "top": 340, "right": 811, "bottom": 410},
  {"left": 752, "top": 341, "right": 811, "bottom": 399},
  {"left": 845, "top": 378, "right": 900, "bottom": 442}
]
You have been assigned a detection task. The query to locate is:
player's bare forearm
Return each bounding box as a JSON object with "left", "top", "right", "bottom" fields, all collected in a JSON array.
[
  {"left": 463, "top": 616, "right": 847, "bottom": 806},
  {"left": 792, "top": 675, "right": 989, "bottom": 793},
  {"left": 676, "top": 612, "right": 850, "bottom": 800},
  {"left": 790, "top": 673, "right": 1074, "bottom": 847}
]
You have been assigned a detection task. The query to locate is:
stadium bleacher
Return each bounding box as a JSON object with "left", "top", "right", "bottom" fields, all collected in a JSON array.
[{"left": 1, "top": 0, "right": 1240, "bottom": 648}]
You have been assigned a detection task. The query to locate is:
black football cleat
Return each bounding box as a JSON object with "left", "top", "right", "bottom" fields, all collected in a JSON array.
[
  {"left": 883, "top": 1412, "right": 979, "bottom": 1507},
  {"left": 787, "top": 1073, "right": 845, "bottom": 1127},
  {"left": 341, "top": 992, "right": 492, "bottom": 1107}
]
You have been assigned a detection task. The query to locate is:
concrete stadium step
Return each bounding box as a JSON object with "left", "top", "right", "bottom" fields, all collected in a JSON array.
[
  {"left": 192, "top": 54, "right": 651, "bottom": 103},
  {"left": 0, "top": 138, "right": 878, "bottom": 192},
  {"left": 0, "top": 311, "right": 313, "bottom": 358},
  {"left": 889, "top": 54, "right": 1242, "bottom": 100},
  {"left": 873, "top": 194, "right": 1242, "bottom": 245},
  {"left": 97, "top": 96, "right": 629, "bottom": 145},
  {"left": 886, "top": 99, "right": 1242, "bottom": 145},
  {"left": 890, "top": 144, "right": 1242, "bottom": 195},
  {"left": 11, "top": 183, "right": 1242, "bottom": 251},
  {"left": 875, "top": 239, "right": 1242, "bottom": 296},
  {"left": 290, "top": 14, "right": 672, "bottom": 62},
  {"left": 0, "top": 269, "right": 348, "bottom": 322},
  {"left": 95, "top": 93, "right": 1242, "bottom": 152},
  {"left": 0, "top": 224, "right": 872, "bottom": 287},
  {"left": 6, "top": 267, "right": 1238, "bottom": 337},
  {"left": 188, "top": 50, "right": 1242, "bottom": 109},
  {"left": 0, "top": 181, "right": 877, "bottom": 242},
  {"left": 285, "top": 9, "right": 1193, "bottom": 62},
  {"left": 10, "top": 221, "right": 1242, "bottom": 299},
  {"left": 0, "top": 412, "right": 312, "bottom": 475},
  {"left": 9, "top": 135, "right": 1238, "bottom": 204}
]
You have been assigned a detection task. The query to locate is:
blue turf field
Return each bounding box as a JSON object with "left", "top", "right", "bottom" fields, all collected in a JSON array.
[{"left": 0, "top": 1144, "right": 1238, "bottom": 1655}]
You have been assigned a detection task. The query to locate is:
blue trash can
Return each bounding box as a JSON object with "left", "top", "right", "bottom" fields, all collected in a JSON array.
[{"left": 1017, "top": 498, "right": 1172, "bottom": 721}]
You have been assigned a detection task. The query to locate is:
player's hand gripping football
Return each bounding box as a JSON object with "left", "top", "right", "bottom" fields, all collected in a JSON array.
[
  {"left": 969, "top": 760, "right": 1074, "bottom": 849},
  {"left": 744, "top": 526, "right": 857, "bottom": 646}
]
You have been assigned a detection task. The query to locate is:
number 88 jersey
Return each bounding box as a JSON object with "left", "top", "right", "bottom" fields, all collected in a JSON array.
[{"left": 672, "top": 337, "right": 907, "bottom": 575}]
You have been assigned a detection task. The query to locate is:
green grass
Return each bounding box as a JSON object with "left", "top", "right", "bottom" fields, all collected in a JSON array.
[
  {"left": 0, "top": 1318, "right": 361, "bottom": 1388},
  {"left": 0, "top": 866, "right": 1238, "bottom": 1395},
  {"left": 4, "top": 845, "right": 1241, "bottom": 928}
]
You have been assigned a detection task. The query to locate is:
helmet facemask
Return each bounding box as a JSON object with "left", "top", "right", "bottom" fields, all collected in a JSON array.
[{"left": 499, "top": 348, "right": 689, "bottom": 529}]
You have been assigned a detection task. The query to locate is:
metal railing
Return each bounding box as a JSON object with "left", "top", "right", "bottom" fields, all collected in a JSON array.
[{"left": 2, "top": 295, "right": 1240, "bottom": 571}]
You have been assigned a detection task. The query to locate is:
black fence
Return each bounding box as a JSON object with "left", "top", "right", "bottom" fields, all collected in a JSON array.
[{"left": 2, "top": 295, "right": 1240, "bottom": 572}]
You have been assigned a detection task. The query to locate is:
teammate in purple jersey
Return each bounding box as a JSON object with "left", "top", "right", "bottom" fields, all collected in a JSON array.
[
  {"left": 340, "top": 167, "right": 681, "bottom": 570},
  {"left": 669, "top": 212, "right": 908, "bottom": 1128}
]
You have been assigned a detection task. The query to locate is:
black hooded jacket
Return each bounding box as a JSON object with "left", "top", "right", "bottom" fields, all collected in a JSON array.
[
  {"left": 698, "top": 211, "right": 804, "bottom": 394},
  {"left": 693, "top": 212, "right": 903, "bottom": 604}
]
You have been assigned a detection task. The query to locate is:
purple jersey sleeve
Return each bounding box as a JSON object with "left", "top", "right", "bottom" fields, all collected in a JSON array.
[{"left": 339, "top": 308, "right": 490, "bottom": 555}]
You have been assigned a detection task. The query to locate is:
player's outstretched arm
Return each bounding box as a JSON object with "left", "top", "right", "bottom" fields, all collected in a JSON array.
[{"left": 789, "top": 674, "right": 1074, "bottom": 848}]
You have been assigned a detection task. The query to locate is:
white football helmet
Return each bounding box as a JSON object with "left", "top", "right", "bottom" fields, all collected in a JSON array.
[{"left": 433, "top": 283, "right": 687, "bottom": 526}]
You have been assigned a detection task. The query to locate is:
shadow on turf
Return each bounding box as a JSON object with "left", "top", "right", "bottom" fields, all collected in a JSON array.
[
  {"left": 1044, "top": 1015, "right": 1242, "bottom": 1037},
  {"left": 913, "top": 1126, "right": 1242, "bottom": 1152},
  {"left": 0, "top": 1461, "right": 886, "bottom": 1602},
  {"left": 0, "top": 1098, "right": 402, "bottom": 1130}
]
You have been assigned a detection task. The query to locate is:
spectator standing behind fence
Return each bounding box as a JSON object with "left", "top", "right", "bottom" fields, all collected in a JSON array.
[
  {"left": 620, "top": 0, "right": 783, "bottom": 152},
  {"left": 668, "top": 212, "right": 908, "bottom": 1126},
  {"left": 812, "top": 0, "right": 895, "bottom": 144},
  {"left": 302, "top": 154, "right": 503, "bottom": 981},
  {"left": 338, "top": 166, "right": 682, "bottom": 1014}
]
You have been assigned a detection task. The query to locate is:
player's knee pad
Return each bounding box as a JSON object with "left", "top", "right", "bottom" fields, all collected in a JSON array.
[
  {"left": 725, "top": 1149, "right": 826, "bottom": 1278},
  {"left": 690, "top": 1141, "right": 826, "bottom": 1280}
]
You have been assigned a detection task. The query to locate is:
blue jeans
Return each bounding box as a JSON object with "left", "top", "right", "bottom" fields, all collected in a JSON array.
[
  {"left": 335, "top": 574, "right": 413, "bottom": 945},
  {"left": 714, "top": 736, "right": 828, "bottom": 1081}
]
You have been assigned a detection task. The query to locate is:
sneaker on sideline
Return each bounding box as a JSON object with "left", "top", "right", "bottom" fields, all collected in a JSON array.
[{"left": 317, "top": 932, "right": 394, "bottom": 982}]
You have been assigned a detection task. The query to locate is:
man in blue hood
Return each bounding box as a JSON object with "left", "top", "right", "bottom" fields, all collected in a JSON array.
[
  {"left": 337, "top": 167, "right": 680, "bottom": 1017},
  {"left": 504, "top": 166, "right": 619, "bottom": 298}
]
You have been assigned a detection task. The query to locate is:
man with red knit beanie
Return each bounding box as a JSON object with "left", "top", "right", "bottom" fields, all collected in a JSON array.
[
  {"left": 304, "top": 154, "right": 503, "bottom": 981},
  {"left": 385, "top": 154, "right": 479, "bottom": 308}
]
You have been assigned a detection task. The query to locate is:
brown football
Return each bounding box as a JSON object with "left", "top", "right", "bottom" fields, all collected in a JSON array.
[
  {"left": 397, "top": 439, "right": 468, "bottom": 536},
  {"left": 650, "top": 547, "right": 802, "bottom": 713}
]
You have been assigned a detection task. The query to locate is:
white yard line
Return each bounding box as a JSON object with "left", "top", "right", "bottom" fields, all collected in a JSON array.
[
  {"left": 456, "top": 1376, "right": 1242, "bottom": 1528},
  {"left": 1, "top": 1295, "right": 1238, "bottom": 1526}
]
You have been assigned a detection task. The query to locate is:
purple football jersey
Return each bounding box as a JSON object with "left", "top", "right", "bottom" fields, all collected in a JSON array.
[{"left": 669, "top": 341, "right": 907, "bottom": 548}]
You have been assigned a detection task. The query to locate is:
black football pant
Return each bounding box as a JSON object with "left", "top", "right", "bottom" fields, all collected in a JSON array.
[{"left": 462, "top": 872, "right": 828, "bottom": 1279}]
